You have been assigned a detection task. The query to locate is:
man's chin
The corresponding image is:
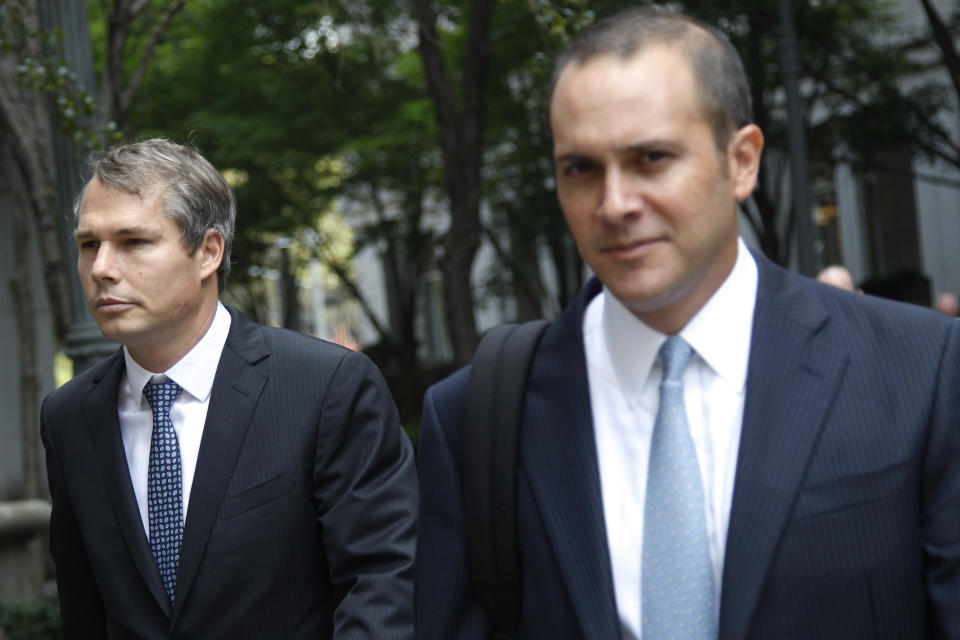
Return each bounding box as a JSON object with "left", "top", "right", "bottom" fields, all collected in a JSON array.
[
  {"left": 93, "top": 318, "right": 141, "bottom": 345},
  {"left": 604, "top": 273, "right": 676, "bottom": 311}
]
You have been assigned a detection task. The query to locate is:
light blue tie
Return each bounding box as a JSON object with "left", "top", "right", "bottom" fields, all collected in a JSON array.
[
  {"left": 144, "top": 379, "right": 184, "bottom": 604},
  {"left": 642, "top": 336, "right": 716, "bottom": 639}
]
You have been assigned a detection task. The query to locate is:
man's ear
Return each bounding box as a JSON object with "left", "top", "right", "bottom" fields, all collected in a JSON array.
[
  {"left": 198, "top": 229, "right": 224, "bottom": 281},
  {"left": 728, "top": 124, "right": 764, "bottom": 201}
]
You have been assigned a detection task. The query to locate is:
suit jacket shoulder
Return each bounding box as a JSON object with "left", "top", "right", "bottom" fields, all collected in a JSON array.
[
  {"left": 722, "top": 253, "right": 960, "bottom": 639},
  {"left": 43, "top": 349, "right": 123, "bottom": 420},
  {"left": 43, "top": 306, "right": 418, "bottom": 639}
]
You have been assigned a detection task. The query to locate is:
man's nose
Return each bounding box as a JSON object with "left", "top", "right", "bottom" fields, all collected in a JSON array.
[
  {"left": 90, "top": 244, "right": 118, "bottom": 281},
  {"left": 597, "top": 168, "right": 641, "bottom": 223}
]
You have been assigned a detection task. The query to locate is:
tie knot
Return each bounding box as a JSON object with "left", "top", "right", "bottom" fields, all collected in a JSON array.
[
  {"left": 659, "top": 336, "right": 693, "bottom": 383},
  {"left": 143, "top": 380, "right": 182, "bottom": 416}
]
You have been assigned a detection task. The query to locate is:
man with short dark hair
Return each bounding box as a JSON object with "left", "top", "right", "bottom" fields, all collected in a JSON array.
[
  {"left": 42, "top": 138, "right": 417, "bottom": 638},
  {"left": 416, "top": 6, "right": 960, "bottom": 639}
]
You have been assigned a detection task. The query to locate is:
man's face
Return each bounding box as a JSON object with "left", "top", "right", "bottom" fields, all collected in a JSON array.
[
  {"left": 75, "top": 177, "right": 220, "bottom": 368},
  {"left": 550, "top": 46, "right": 762, "bottom": 333}
]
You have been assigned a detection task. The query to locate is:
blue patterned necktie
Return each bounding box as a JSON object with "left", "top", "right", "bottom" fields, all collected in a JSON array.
[
  {"left": 642, "top": 336, "right": 716, "bottom": 639},
  {"left": 144, "top": 379, "right": 184, "bottom": 604}
]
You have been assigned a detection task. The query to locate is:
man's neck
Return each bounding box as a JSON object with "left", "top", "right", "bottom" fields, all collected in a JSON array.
[{"left": 127, "top": 298, "right": 220, "bottom": 373}]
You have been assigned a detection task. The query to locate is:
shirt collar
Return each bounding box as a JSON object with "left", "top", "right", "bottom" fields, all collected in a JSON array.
[
  {"left": 123, "top": 302, "right": 232, "bottom": 403},
  {"left": 682, "top": 238, "right": 758, "bottom": 393},
  {"left": 601, "top": 237, "right": 758, "bottom": 397}
]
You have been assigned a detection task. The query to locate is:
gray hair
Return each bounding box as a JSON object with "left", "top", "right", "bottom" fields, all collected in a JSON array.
[
  {"left": 549, "top": 6, "right": 753, "bottom": 150},
  {"left": 74, "top": 137, "right": 236, "bottom": 293}
]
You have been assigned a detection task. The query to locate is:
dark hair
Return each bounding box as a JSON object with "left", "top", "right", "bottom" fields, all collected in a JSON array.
[
  {"left": 549, "top": 6, "right": 753, "bottom": 149},
  {"left": 74, "top": 138, "right": 236, "bottom": 293}
]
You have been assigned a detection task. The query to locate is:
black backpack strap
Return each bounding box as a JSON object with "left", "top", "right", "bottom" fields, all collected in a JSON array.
[{"left": 463, "top": 319, "right": 550, "bottom": 639}]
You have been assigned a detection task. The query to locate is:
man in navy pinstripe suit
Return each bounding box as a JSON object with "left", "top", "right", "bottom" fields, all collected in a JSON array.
[
  {"left": 42, "top": 138, "right": 417, "bottom": 638},
  {"left": 416, "top": 6, "right": 960, "bottom": 639}
]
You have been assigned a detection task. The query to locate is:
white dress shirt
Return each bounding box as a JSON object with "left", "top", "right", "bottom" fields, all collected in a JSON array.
[
  {"left": 118, "top": 302, "right": 232, "bottom": 537},
  {"left": 584, "top": 239, "right": 758, "bottom": 639}
]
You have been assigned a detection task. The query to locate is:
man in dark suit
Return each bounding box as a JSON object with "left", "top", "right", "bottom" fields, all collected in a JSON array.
[
  {"left": 42, "top": 138, "right": 417, "bottom": 638},
  {"left": 416, "top": 6, "right": 960, "bottom": 639}
]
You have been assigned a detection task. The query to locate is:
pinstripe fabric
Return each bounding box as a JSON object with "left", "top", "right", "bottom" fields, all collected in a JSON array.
[
  {"left": 720, "top": 254, "right": 960, "bottom": 639},
  {"left": 417, "top": 251, "right": 960, "bottom": 640},
  {"left": 42, "top": 308, "right": 417, "bottom": 639},
  {"left": 418, "top": 277, "right": 620, "bottom": 640},
  {"left": 521, "top": 281, "right": 621, "bottom": 639}
]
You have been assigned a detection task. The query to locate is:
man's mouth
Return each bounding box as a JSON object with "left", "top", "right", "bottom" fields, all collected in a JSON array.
[
  {"left": 95, "top": 297, "right": 134, "bottom": 313},
  {"left": 602, "top": 237, "right": 664, "bottom": 258}
]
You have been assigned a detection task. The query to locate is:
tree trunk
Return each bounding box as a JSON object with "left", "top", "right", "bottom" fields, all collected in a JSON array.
[
  {"left": 410, "top": 0, "right": 494, "bottom": 364},
  {"left": 545, "top": 227, "right": 582, "bottom": 312},
  {"left": 0, "top": 0, "right": 72, "bottom": 340},
  {"left": 0, "top": 3, "right": 49, "bottom": 596},
  {"left": 483, "top": 207, "right": 545, "bottom": 321},
  {"left": 9, "top": 173, "right": 42, "bottom": 501},
  {"left": 279, "top": 249, "right": 302, "bottom": 332},
  {"left": 440, "top": 199, "right": 482, "bottom": 364},
  {"left": 742, "top": 5, "right": 788, "bottom": 266},
  {"left": 368, "top": 181, "right": 426, "bottom": 372}
]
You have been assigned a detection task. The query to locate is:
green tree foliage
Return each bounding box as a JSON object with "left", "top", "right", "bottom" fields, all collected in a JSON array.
[
  {"left": 0, "top": 598, "right": 61, "bottom": 640},
  {"left": 89, "top": 0, "right": 958, "bottom": 358},
  {"left": 122, "top": 0, "right": 426, "bottom": 335}
]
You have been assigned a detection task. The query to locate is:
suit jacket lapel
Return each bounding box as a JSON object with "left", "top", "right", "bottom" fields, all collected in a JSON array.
[
  {"left": 522, "top": 279, "right": 621, "bottom": 640},
  {"left": 718, "top": 256, "right": 849, "bottom": 640},
  {"left": 83, "top": 351, "right": 172, "bottom": 616},
  {"left": 172, "top": 308, "right": 269, "bottom": 620}
]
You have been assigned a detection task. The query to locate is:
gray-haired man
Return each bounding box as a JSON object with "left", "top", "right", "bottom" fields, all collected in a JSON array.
[{"left": 43, "top": 138, "right": 417, "bottom": 638}]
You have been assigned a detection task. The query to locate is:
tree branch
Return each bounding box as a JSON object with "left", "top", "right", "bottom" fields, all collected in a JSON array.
[
  {"left": 0, "top": 41, "right": 71, "bottom": 339},
  {"left": 919, "top": 0, "right": 960, "bottom": 103},
  {"left": 119, "top": 0, "right": 188, "bottom": 122},
  {"left": 808, "top": 66, "right": 960, "bottom": 167},
  {"left": 129, "top": 0, "right": 153, "bottom": 17},
  {"left": 409, "top": 0, "right": 462, "bottom": 185},
  {"left": 480, "top": 220, "right": 543, "bottom": 318},
  {"left": 9, "top": 177, "right": 41, "bottom": 500},
  {"left": 460, "top": 0, "right": 493, "bottom": 166},
  {"left": 319, "top": 250, "right": 392, "bottom": 342}
]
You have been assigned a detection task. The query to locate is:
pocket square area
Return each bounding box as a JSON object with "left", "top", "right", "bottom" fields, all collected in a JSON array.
[
  {"left": 222, "top": 466, "right": 300, "bottom": 519},
  {"left": 791, "top": 461, "right": 908, "bottom": 521}
]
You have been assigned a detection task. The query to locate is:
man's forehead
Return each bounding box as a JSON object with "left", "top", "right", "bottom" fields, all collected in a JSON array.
[
  {"left": 551, "top": 46, "right": 696, "bottom": 112},
  {"left": 551, "top": 49, "right": 700, "bottom": 128},
  {"left": 82, "top": 176, "right": 164, "bottom": 207},
  {"left": 76, "top": 179, "right": 166, "bottom": 227}
]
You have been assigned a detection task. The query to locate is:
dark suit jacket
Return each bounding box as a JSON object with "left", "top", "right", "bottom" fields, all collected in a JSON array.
[
  {"left": 415, "top": 254, "right": 960, "bottom": 639},
  {"left": 42, "top": 307, "right": 417, "bottom": 639}
]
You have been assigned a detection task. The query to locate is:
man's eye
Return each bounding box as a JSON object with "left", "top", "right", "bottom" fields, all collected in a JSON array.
[
  {"left": 79, "top": 240, "right": 99, "bottom": 250},
  {"left": 565, "top": 161, "right": 595, "bottom": 176},
  {"left": 125, "top": 238, "right": 147, "bottom": 246},
  {"left": 644, "top": 151, "right": 668, "bottom": 163}
]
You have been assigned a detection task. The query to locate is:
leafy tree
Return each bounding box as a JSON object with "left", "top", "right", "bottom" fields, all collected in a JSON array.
[
  {"left": 0, "top": 0, "right": 110, "bottom": 603},
  {"left": 92, "top": 0, "right": 960, "bottom": 365},
  {"left": 409, "top": 0, "right": 494, "bottom": 363},
  {"left": 914, "top": 0, "right": 960, "bottom": 167},
  {"left": 117, "top": 0, "right": 450, "bottom": 389},
  {"left": 91, "top": 0, "right": 188, "bottom": 133}
]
